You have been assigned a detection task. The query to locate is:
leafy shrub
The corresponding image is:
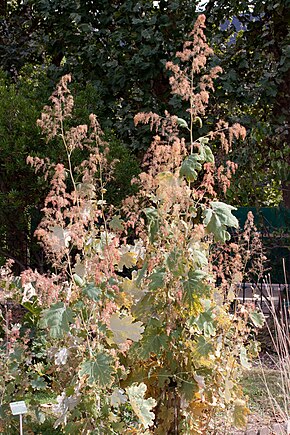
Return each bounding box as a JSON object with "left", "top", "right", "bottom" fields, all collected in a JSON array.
[{"left": 0, "top": 16, "right": 264, "bottom": 434}]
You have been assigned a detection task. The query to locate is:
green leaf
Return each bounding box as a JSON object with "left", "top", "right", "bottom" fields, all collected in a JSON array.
[
  {"left": 144, "top": 207, "right": 160, "bottom": 242},
  {"left": 194, "top": 116, "right": 203, "bottom": 128},
  {"left": 148, "top": 268, "right": 166, "bottom": 290},
  {"left": 179, "top": 379, "right": 199, "bottom": 401},
  {"left": 182, "top": 270, "right": 210, "bottom": 306},
  {"left": 249, "top": 311, "right": 265, "bottom": 328},
  {"left": 193, "top": 308, "right": 216, "bottom": 337},
  {"left": 31, "top": 376, "right": 47, "bottom": 390},
  {"left": 83, "top": 283, "right": 102, "bottom": 302},
  {"left": 210, "top": 201, "right": 239, "bottom": 227},
  {"left": 41, "top": 302, "right": 74, "bottom": 338},
  {"left": 193, "top": 336, "right": 214, "bottom": 357},
  {"left": 202, "top": 201, "right": 239, "bottom": 242},
  {"left": 177, "top": 117, "right": 188, "bottom": 128},
  {"left": 180, "top": 154, "right": 203, "bottom": 181},
  {"left": 109, "top": 313, "right": 144, "bottom": 347},
  {"left": 200, "top": 144, "right": 214, "bottom": 163},
  {"left": 79, "top": 353, "right": 114, "bottom": 387},
  {"left": 73, "top": 273, "right": 84, "bottom": 287},
  {"left": 126, "top": 383, "right": 157, "bottom": 429},
  {"left": 109, "top": 215, "right": 125, "bottom": 231},
  {"left": 138, "top": 326, "right": 168, "bottom": 358}
]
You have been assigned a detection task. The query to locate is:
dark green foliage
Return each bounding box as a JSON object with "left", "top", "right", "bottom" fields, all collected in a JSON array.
[
  {"left": 0, "top": 0, "right": 200, "bottom": 149},
  {"left": 204, "top": 0, "right": 290, "bottom": 207}
]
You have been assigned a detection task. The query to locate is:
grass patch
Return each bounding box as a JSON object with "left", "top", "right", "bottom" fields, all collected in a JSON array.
[{"left": 242, "top": 366, "right": 286, "bottom": 418}]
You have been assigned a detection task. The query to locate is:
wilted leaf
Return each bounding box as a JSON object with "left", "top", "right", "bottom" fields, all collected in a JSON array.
[
  {"left": 126, "top": 383, "right": 157, "bottom": 429},
  {"left": 224, "top": 378, "right": 234, "bottom": 403},
  {"left": 118, "top": 251, "right": 137, "bottom": 271},
  {"left": 74, "top": 261, "right": 86, "bottom": 278},
  {"left": 79, "top": 353, "right": 114, "bottom": 387},
  {"left": 232, "top": 399, "right": 250, "bottom": 428},
  {"left": 109, "top": 313, "right": 144, "bottom": 347},
  {"left": 41, "top": 302, "right": 74, "bottom": 338}
]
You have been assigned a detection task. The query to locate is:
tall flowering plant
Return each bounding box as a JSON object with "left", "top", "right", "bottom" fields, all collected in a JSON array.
[{"left": 0, "top": 16, "right": 263, "bottom": 434}]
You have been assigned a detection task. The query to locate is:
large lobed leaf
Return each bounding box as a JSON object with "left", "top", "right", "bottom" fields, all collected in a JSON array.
[
  {"left": 126, "top": 382, "right": 157, "bottom": 429},
  {"left": 109, "top": 313, "right": 144, "bottom": 347},
  {"left": 79, "top": 353, "right": 114, "bottom": 387},
  {"left": 202, "top": 201, "right": 239, "bottom": 242},
  {"left": 41, "top": 302, "right": 74, "bottom": 338},
  {"left": 180, "top": 154, "right": 203, "bottom": 182}
]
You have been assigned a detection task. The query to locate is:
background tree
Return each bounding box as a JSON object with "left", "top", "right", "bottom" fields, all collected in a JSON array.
[
  {"left": 0, "top": 0, "right": 289, "bottom": 273},
  {"left": 204, "top": 0, "right": 290, "bottom": 207}
]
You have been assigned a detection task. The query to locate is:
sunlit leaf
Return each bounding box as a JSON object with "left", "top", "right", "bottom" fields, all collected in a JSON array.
[
  {"left": 109, "top": 313, "right": 144, "bottom": 347},
  {"left": 73, "top": 273, "right": 84, "bottom": 287},
  {"left": 122, "top": 272, "right": 146, "bottom": 301},
  {"left": 249, "top": 311, "right": 265, "bottom": 328},
  {"left": 79, "top": 353, "right": 114, "bottom": 387},
  {"left": 203, "top": 201, "right": 239, "bottom": 242},
  {"left": 193, "top": 306, "right": 216, "bottom": 337},
  {"left": 180, "top": 154, "right": 203, "bottom": 181},
  {"left": 177, "top": 117, "right": 188, "bottom": 128},
  {"left": 193, "top": 336, "right": 214, "bottom": 357},
  {"left": 182, "top": 270, "right": 210, "bottom": 306},
  {"left": 118, "top": 251, "right": 137, "bottom": 271},
  {"left": 240, "top": 346, "right": 251, "bottom": 369},
  {"left": 110, "top": 388, "right": 127, "bottom": 407},
  {"left": 126, "top": 383, "right": 157, "bottom": 429},
  {"left": 200, "top": 144, "right": 214, "bottom": 163}
]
